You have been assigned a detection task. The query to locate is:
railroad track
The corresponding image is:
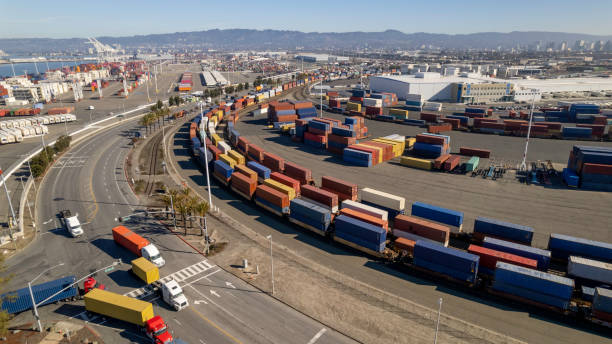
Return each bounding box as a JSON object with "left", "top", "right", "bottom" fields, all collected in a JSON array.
[{"left": 144, "top": 129, "right": 163, "bottom": 195}]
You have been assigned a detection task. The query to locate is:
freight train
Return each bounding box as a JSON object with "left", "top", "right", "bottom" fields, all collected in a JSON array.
[{"left": 187, "top": 94, "right": 612, "bottom": 332}]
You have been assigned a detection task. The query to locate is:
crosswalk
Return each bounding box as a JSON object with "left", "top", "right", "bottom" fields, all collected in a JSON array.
[{"left": 124, "top": 260, "right": 216, "bottom": 299}]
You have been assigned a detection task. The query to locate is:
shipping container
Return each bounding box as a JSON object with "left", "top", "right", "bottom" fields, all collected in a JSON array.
[
  {"left": 301, "top": 185, "right": 339, "bottom": 212},
  {"left": 483, "top": 237, "right": 551, "bottom": 270},
  {"left": 84, "top": 289, "right": 154, "bottom": 326},
  {"left": 131, "top": 257, "right": 160, "bottom": 284},
  {"left": 334, "top": 215, "right": 387, "bottom": 254},
  {"left": 593, "top": 287, "right": 612, "bottom": 314},
  {"left": 1, "top": 276, "right": 77, "bottom": 314},
  {"left": 548, "top": 233, "right": 612, "bottom": 262},
  {"left": 393, "top": 215, "right": 449, "bottom": 246},
  {"left": 360, "top": 188, "right": 405, "bottom": 216},
  {"left": 474, "top": 217, "right": 533, "bottom": 245},
  {"left": 247, "top": 161, "right": 271, "bottom": 181},
  {"left": 468, "top": 245, "right": 538, "bottom": 273},
  {"left": 567, "top": 256, "right": 612, "bottom": 284},
  {"left": 413, "top": 240, "right": 479, "bottom": 283},
  {"left": 341, "top": 200, "right": 388, "bottom": 221},
  {"left": 112, "top": 226, "right": 150, "bottom": 257},
  {"left": 289, "top": 198, "right": 331, "bottom": 234},
  {"left": 411, "top": 202, "right": 463, "bottom": 231}
]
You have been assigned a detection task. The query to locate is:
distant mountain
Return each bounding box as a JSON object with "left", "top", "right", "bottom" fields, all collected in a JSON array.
[{"left": 1, "top": 29, "right": 611, "bottom": 54}]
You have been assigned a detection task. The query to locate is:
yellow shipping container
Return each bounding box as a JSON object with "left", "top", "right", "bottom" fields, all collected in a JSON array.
[
  {"left": 400, "top": 156, "right": 432, "bottom": 170},
  {"left": 227, "top": 150, "right": 245, "bottom": 165},
  {"left": 217, "top": 110, "right": 224, "bottom": 121},
  {"left": 405, "top": 137, "right": 416, "bottom": 149},
  {"left": 376, "top": 138, "right": 406, "bottom": 155},
  {"left": 346, "top": 102, "right": 361, "bottom": 112},
  {"left": 263, "top": 179, "right": 296, "bottom": 200},
  {"left": 219, "top": 154, "right": 238, "bottom": 169},
  {"left": 372, "top": 139, "right": 403, "bottom": 157},
  {"left": 355, "top": 144, "right": 383, "bottom": 163},
  {"left": 131, "top": 257, "right": 159, "bottom": 284},
  {"left": 84, "top": 289, "right": 154, "bottom": 326},
  {"left": 388, "top": 108, "right": 409, "bottom": 119},
  {"left": 211, "top": 134, "right": 222, "bottom": 146}
]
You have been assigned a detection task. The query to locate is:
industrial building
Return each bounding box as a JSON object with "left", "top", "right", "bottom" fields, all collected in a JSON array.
[
  {"left": 370, "top": 72, "right": 612, "bottom": 104},
  {"left": 295, "top": 54, "right": 350, "bottom": 63}
]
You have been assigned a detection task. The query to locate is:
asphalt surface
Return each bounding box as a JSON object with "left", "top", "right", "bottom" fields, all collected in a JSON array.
[
  {"left": 4, "top": 112, "right": 354, "bottom": 344},
  {"left": 165, "top": 86, "right": 612, "bottom": 343}
]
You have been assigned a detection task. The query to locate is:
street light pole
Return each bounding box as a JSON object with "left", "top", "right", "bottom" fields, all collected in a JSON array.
[
  {"left": 434, "top": 297, "right": 443, "bottom": 344},
  {"left": 520, "top": 89, "right": 538, "bottom": 171},
  {"left": 266, "top": 235, "right": 275, "bottom": 295},
  {"left": 28, "top": 263, "right": 65, "bottom": 332},
  {"left": 199, "top": 102, "right": 214, "bottom": 210},
  {"left": 0, "top": 166, "right": 17, "bottom": 241}
]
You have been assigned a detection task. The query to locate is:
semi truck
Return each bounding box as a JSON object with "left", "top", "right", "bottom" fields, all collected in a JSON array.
[
  {"left": 59, "top": 210, "right": 84, "bottom": 237},
  {"left": 131, "top": 258, "right": 189, "bottom": 311},
  {"left": 112, "top": 226, "right": 165, "bottom": 267},
  {"left": 1, "top": 276, "right": 78, "bottom": 314},
  {"left": 84, "top": 288, "right": 174, "bottom": 343}
]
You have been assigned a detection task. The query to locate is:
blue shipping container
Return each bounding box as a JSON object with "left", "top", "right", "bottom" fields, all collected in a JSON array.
[
  {"left": 290, "top": 198, "right": 331, "bottom": 224},
  {"left": 334, "top": 215, "right": 386, "bottom": 244},
  {"left": 213, "top": 160, "right": 233, "bottom": 179},
  {"left": 331, "top": 126, "right": 356, "bottom": 137},
  {"left": 411, "top": 202, "right": 463, "bottom": 228},
  {"left": 335, "top": 230, "right": 386, "bottom": 253},
  {"left": 483, "top": 237, "right": 551, "bottom": 270},
  {"left": 494, "top": 262, "right": 574, "bottom": 300},
  {"left": 474, "top": 217, "right": 534, "bottom": 245},
  {"left": 1, "top": 276, "right": 77, "bottom": 314},
  {"left": 593, "top": 287, "right": 612, "bottom": 313},
  {"left": 548, "top": 233, "right": 612, "bottom": 262},
  {"left": 246, "top": 161, "right": 271, "bottom": 180},
  {"left": 413, "top": 240, "right": 479, "bottom": 282},
  {"left": 563, "top": 168, "right": 579, "bottom": 187},
  {"left": 492, "top": 280, "right": 571, "bottom": 310}
]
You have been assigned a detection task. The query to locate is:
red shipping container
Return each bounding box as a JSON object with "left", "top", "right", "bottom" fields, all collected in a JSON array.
[
  {"left": 593, "top": 116, "right": 608, "bottom": 125},
  {"left": 434, "top": 154, "right": 451, "bottom": 169},
  {"left": 415, "top": 134, "right": 446, "bottom": 145},
  {"left": 394, "top": 237, "right": 415, "bottom": 254},
  {"left": 393, "top": 215, "right": 450, "bottom": 246},
  {"left": 349, "top": 96, "right": 363, "bottom": 103},
  {"left": 272, "top": 114, "right": 297, "bottom": 123},
  {"left": 304, "top": 131, "right": 327, "bottom": 143},
  {"left": 359, "top": 141, "right": 393, "bottom": 161},
  {"left": 444, "top": 155, "right": 461, "bottom": 171},
  {"left": 206, "top": 144, "right": 222, "bottom": 161},
  {"left": 339, "top": 208, "right": 388, "bottom": 231},
  {"left": 459, "top": 147, "right": 491, "bottom": 158},
  {"left": 270, "top": 172, "right": 300, "bottom": 196},
  {"left": 593, "top": 310, "right": 612, "bottom": 323},
  {"left": 295, "top": 119, "right": 310, "bottom": 127},
  {"left": 263, "top": 152, "right": 285, "bottom": 173},
  {"left": 231, "top": 171, "right": 256, "bottom": 197},
  {"left": 237, "top": 137, "right": 249, "bottom": 154},
  {"left": 420, "top": 113, "right": 441, "bottom": 122},
  {"left": 300, "top": 184, "right": 338, "bottom": 210},
  {"left": 577, "top": 124, "right": 605, "bottom": 136},
  {"left": 328, "top": 134, "right": 357, "bottom": 146},
  {"left": 291, "top": 101, "right": 313, "bottom": 109},
  {"left": 321, "top": 176, "right": 357, "bottom": 201},
  {"left": 427, "top": 123, "right": 453, "bottom": 134},
  {"left": 247, "top": 144, "right": 264, "bottom": 162},
  {"left": 480, "top": 122, "right": 505, "bottom": 130},
  {"left": 327, "top": 146, "right": 344, "bottom": 155},
  {"left": 255, "top": 184, "right": 289, "bottom": 209},
  {"left": 468, "top": 245, "right": 538, "bottom": 270},
  {"left": 538, "top": 122, "right": 562, "bottom": 130},
  {"left": 307, "top": 127, "right": 329, "bottom": 136},
  {"left": 473, "top": 118, "right": 498, "bottom": 127},
  {"left": 329, "top": 99, "right": 341, "bottom": 108},
  {"left": 365, "top": 106, "right": 382, "bottom": 115},
  {"left": 284, "top": 161, "right": 312, "bottom": 185},
  {"left": 582, "top": 163, "right": 612, "bottom": 176},
  {"left": 234, "top": 164, "right": 258, "bottom": 183}
]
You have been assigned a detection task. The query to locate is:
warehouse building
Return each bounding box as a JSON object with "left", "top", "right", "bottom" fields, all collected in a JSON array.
[{"left": 295, "top": 54, "right": 349, "bottom": 63}]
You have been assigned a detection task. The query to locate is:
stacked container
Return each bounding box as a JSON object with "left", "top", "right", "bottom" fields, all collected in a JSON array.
[
  {"left": 548, "top": 233, "right": 612, "bottom": 262},
  {"left": 289, "top": 198, "right": 332, "bottom": 235},
  {"left": 413, "top": 133, "right": 450, "bottom": 159},
  {"left": 473, "top": 217, "right": 534, "bottom": 245},
  {"left": 393, "top": 215, "right": 450, "bottom": 246},
  {"left": 483, "top": 237, "right": 551, "bottom": 270},
  {"left": 411, "top": 202, "right": 464, "bottom": 233},
  {"left": 255, "top": 185, "right": 289, "bottom": 216},
  {"left": 301, "top": 185, "right": 339, "bottom": 213},
  {"left": 413, "top": 241, "right": 479, "bottom": 283},
  {"left": 360, "top": 188, "right": 405, "bottom": 219},
  {"left": 334, "top": 215, "right": 387, "bottom": 254}
]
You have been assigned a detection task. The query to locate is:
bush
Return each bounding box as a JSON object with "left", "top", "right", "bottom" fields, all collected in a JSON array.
[{"left": 30, "top": 164, "right": 44, "bottom": 178}]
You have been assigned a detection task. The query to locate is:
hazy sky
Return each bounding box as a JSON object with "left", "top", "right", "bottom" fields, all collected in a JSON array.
[{"left": 1, "top": 0, "right": 611, "bottom": 38}]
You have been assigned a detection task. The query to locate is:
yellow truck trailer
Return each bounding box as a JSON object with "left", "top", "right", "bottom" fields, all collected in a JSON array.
[
  {"left": 84, "top": 288, "right": 154, "bottom": 326},
  {"left": 131, "top": 257, "right": 160, "bottom": 284}
]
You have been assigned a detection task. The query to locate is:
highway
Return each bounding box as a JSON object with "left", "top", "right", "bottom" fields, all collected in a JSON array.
[
  {"left": 164, "top": 88, "right": 612, "bottom": 343},
  {"left": 4, "top": 114, "right": 355, "bottom": 343}
]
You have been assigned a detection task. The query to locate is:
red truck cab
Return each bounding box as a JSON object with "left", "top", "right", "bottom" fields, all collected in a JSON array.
[
  {"left": 145, "top": 315, "right": 173, "bottom": 344},
  {"left": 83, "top": 277, "right": 105, "bottom": 294}
]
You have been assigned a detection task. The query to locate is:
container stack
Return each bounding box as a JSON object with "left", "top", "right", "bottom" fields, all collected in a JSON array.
[
  {"left": 213, "top": 160, "right": 233, "bottom": 186},
  {"left": 300, "top": 184, "right": 339, "bottom": 213},
  {"left": 413, "top": 133, "right": 450, "bottom": 159},
  {"left": 468, "top": 245, "right": 538, "bottom": 275},
  {"left": 393, "top": 215, "right": 450, "bottom": 247},
  {"left": 334, "top": 215, "right": 387, "bottom": 254},
  {"left": 289, "top": 198, "right": 332, "bottom": 234},
  {"left": 320, "top": 176, "right": 358, "bottom": 202},
  {"left": 283, "top": 161, "right": 313, "bottom": 185},
  {"left": 413, "top": 241, "right": 479, "bottom": 283},
  {"left": 268, "top": 101, "right": 297, "bottom": 124},
  {"left": 411, "top": 202, "right": 464, "bottom": 233},
  {"left": 230, "top": 169, "right": 257, "bottom": 200},
  {"left": 360, "top": 187, "right": 405, "bottom": 219},
  {"left": 291, "top": 101, "right": 317, "bottom": 119},
  {"left": 563, "top": 145, "right": 612, "bottom": 191},
  {"left": 473, "top": 216, "right": 534, "bottom": 245},
  {"left": 592, "top": 288, "right": 612, "bottom": 323},
  {"left": 483, "top": 237, "right": 551, "bottom": 270},
  {"left": 246, "top": 161, "right": 271, "bottom": 182},
  {"left": 270, "top": 172, "right": 301, "bottom": 197},
  {"left": 254, "top": 184, "right": 289, "bottom": 216},
  {"left": 492, "top": 262, "right": 575, "bottom": 310}
]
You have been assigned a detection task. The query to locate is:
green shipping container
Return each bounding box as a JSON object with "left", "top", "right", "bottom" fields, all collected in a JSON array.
[{"left": 465, "top": 156, "right": 480, "bottom": 172}]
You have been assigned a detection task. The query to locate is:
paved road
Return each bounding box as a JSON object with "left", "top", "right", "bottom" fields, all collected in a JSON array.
[
  {"left": 5, "top": 114, "right": 354, "bottom": 344},
  {"left": 165, "top": 93, "right": 612, "bottom": 343}
]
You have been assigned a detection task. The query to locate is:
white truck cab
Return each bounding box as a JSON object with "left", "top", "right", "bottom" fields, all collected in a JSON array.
[
  {"left": 60, "top": 210, "right": 83, "bottom": 237},
  {"left": 161, "top": 279, "right": 189, "bottom": 311},
  {"left": 141, "top": 244, "right": 165, "bottom": 267}
]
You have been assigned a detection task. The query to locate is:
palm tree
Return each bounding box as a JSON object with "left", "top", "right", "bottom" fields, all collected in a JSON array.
[{"left": 192, "top": 200, "right": 209, "bottom": 236}]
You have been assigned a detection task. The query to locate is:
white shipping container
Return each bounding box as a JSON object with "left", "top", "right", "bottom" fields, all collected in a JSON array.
[
  {"left": 382, "top": 134, "right": 405, "bottom": 142},
  {"left": 0, "top": 132, "right": 8, "bottom": 144},
  {"left": 393, "top": 229, "right": 448, "bottom": 247},
  {"left": 568, "top": 256, "right": 612, "bottom": 284},
  {"left": 363, "top": 98, "right": 383, "bottom": 107},
  {"left": 217, "top": 141, "right": 231, "bottom": 154},
  {"left": 341, "top": 200, "right": 388, "bottom": 222},
  {"left": 360, "top": 187, "right": 405, "bottom": 211}
]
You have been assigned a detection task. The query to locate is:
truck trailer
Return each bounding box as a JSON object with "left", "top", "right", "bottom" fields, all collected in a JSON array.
[
  {"left": 112, "top": 226, "right": 165, "bottom": 267},
  {"left": 1, "top": 276, "right": 78, "bottom": 314}
]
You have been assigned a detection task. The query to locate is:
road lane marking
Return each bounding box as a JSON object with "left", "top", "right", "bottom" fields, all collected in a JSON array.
[
  {"left": 189, "top": 307, "right": 243, "bottom": 344},
  {"left": 225, "top": 282, "right": 236, "bottom": 289},
  {"left": 307, "top": 328, "right": 327, "bottom": 344},
  {"left": 182, "top": 269, "right": 221, "bottom": 288},
  {"left": 173, "top": 319, "right": 182, "bottom": 326},
  {"left": 210, "top": 290, "right": 220, "bottom": 298}
]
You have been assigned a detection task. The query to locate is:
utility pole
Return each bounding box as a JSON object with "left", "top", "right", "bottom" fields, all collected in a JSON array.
[
  {"left": 199, "top": 102, "right": 214, "bottom": 210},
  {"left": 519, "top": 89, "right": 538, "bottom": 171},
  {"left": 0, "top": 166, "right": 17, "bottom": 245}
]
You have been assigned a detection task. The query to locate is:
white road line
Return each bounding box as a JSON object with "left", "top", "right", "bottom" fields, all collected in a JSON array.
[
  {"left": 182, "top": 269, "right": 221, "bottom": 288},
  {"left": 174, "top": 319, "right": 182, "bottom": 326},
  {"left": 307, "top": 328, "right": 327, "bottom": 344},
  {"left": 199, "top": 340, "right": 206, "bottom": 344}
]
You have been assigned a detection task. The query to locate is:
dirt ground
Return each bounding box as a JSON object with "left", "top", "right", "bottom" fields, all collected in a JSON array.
[{"left": 2, "top": 321, "right": 104, "bottom": 344}]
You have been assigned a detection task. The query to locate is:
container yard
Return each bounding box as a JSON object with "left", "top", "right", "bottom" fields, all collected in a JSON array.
[{"left": 184, "top": 94, "right": 612, "bottom": 333}]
